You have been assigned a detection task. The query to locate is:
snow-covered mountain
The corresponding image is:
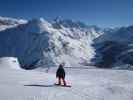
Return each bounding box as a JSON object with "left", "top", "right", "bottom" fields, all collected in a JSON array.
[
  {"left": 1, "top": 16, "right": 133, "bottom": 70},
  {"left": 93, "top": 26, "right": 133, "bottom": 69},
  {"left": 0, "top": 17, "right": 103, "bottom": 69}
]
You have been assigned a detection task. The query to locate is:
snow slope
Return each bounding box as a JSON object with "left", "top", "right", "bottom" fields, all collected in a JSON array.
[{"left": 0, "top": 61, "right": 133, "bottom": 100}]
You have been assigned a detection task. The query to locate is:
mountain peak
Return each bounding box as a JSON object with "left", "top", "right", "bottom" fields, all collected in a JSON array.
[
  {"left": 25, "top": 18, "right": 51, "bottom": 33},
  {"left": 28, "top": 18, "right": 44, "bottom": 25},
  {"left": 52, "top": 17, "right": 88, "bottom": 29}
]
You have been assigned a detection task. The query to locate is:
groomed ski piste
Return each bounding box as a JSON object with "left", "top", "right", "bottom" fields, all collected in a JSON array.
[{"left": 0, "top": 57, "right": 133, "bottom": 100}]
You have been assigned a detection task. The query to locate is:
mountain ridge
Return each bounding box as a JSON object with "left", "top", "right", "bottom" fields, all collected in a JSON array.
[
  {"left": 0, "top": 17, "right": 102, "bottom": 68},
  {"left": 0, "top": 16, "right": 133, "bottom": 70}
]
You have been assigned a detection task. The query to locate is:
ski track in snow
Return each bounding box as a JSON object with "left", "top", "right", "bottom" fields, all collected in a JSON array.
[{"left": 0, "top": 67, "right": 133, "bottom": 100}]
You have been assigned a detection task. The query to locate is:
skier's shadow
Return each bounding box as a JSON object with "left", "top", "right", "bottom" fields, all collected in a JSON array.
[{"left": 24, "top": 84, "right": 54, "bottom": 87}]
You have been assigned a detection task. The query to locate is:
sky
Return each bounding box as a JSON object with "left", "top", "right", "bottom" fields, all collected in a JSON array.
[{"left": 0, "top": 0, "right": 133, "bottom": 28}]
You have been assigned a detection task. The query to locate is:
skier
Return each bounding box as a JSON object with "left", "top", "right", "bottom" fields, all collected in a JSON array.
[{"left": 56, "top": 63, "right": 66, "bottom": 86}]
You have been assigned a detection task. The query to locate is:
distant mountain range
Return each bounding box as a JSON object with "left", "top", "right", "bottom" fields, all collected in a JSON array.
[
  {"left": 0, "top": 16, "right": 133, "bottom": 70},
  {"left": 93, "top": 26, "right": 133, "bottom": 70}
]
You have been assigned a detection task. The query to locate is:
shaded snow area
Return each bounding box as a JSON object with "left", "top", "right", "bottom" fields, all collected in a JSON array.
[{"left": 0, "top": 61, "right": 133, "bottom": 100}]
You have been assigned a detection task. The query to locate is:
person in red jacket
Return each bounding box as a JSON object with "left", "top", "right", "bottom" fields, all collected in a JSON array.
[{"left": 56, "top": 63, "right": 66, "bottom": 86}]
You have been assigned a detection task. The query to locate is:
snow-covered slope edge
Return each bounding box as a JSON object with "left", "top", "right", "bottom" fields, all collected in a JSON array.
[{"left": 0, "top": 57, "right": 20, "bottom": 69}]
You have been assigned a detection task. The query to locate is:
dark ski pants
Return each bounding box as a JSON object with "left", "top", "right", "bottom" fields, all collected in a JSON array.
[{"left": 58, "top": 77, "right": 66, "bottom": 86}]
